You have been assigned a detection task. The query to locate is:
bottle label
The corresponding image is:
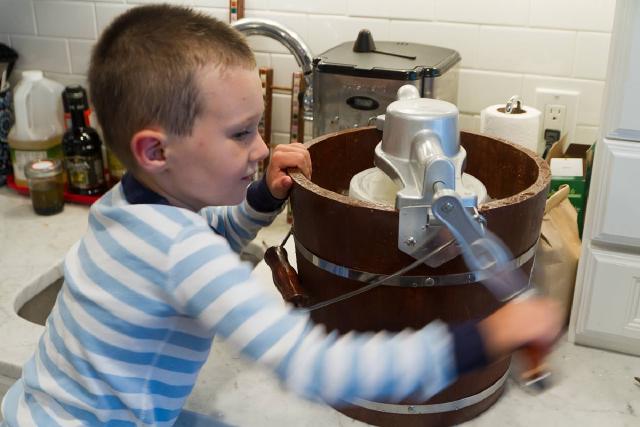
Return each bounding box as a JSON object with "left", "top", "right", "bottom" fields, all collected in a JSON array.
[{"left": 65, "top": 155, "right": 104, "bottom": 190}]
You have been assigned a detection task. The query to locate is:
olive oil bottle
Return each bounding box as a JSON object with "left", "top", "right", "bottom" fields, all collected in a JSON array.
[{"left": 62, "top": 85, "right": 105, "bottom": 195}]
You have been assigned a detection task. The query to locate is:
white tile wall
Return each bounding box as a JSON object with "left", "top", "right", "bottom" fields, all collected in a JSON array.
[
  {"left": 0, "top": 0, "right": 36, "bottom": 35},
  {"left": 95, "top": 4, "right": 132, "bottom": 33},
  {"left": 459, "top": 113, "right": 481, "bottom": 133},
  {"left": 245, "top": 0, "right": 267, "bottom": 10},
  {"left": 348, "top": 0, "right": 435, "bottom": 21},
  {"left": 34, "top": 1, "right": 97, "bottom": 39},
  {"left": 307, "top": 1, "right": 346, "bottom": 16},
  {"left": 271, "top": 93, "right": 292, "bottom": 133},
  {"left": 270, "top": 132, "right": 290, "bottom": 146},
  {"left": 68, "top": 39, "right": 94, "bottom": 74},
  {"left": 0, "top": 0, "right": 616, "bottom": 145},
  {"left": 477, "top": 27, "right": 576, "bottom": 76},
  {"left": 269, "top": 53, "right": 297, "bottom": 87},
  {"left": 457, "top": 69, "right": 523, "bottom": 114},
  {"left": 530, "top": 0, "right": 616, "bottom": 32},
  {"left": 522, "top": 75, "right": 605, "bottom": 126},
  {"left": 389, "top": 21, "right": 479, "bottom": 67},
  {"left": 264, "top": 0, "right": 304, "bottom": 14},
  {"left": 306, "top": 15, "right": 389, "bottom": 55},
  {"left": 245, "top": 11, "right": 309, "bottom": 53},
  {"left": 44, "top": 71, "right": 87, "bottom": 89},
  {"left": 10, "top": 35, "right": 70, "bottom": 73},
  {"left": 253, "top": 52, "right": 271, "bottom": 69},
  {"left": 434, "top": 0, "right": 529, "bottom": 26},
  {"left": 193, "top": 0, "right": 226, "bottom": 6},
  {"left": 573, "top": 32, "right": 611, "bottom": 80},
  {"left": 194, "top": 6, "right": 228, "bottom": 21},
  {"left": 575, "top": 125, "right": 600, "bottom": 145}
]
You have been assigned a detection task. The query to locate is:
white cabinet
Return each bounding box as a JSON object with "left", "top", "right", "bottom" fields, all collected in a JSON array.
[
  {"left": 572, "top": 248, "right": 640, "bottom": 355},
  {"left": 569, "top": 0, "right": 640, "bottom": 356},
  {"left": 589, "top": 139, "right": 640, "bottom": 247}
]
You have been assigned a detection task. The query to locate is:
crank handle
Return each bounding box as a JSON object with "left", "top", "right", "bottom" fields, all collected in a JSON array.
[
  {"left": 431, "top": 187, "right": 527, "bottom": 301},
  {"left": 431, "top": 187, "right": 509, "bottom": 271}
]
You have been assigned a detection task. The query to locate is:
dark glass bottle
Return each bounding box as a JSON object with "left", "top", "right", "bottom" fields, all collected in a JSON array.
[{"left": 62, "top": 85, "right": 105, "bottom": 195}]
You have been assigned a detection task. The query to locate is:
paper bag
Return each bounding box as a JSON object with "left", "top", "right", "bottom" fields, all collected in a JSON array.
[{"left": 532, "top": 185, "right": 581, "bottom": 324}]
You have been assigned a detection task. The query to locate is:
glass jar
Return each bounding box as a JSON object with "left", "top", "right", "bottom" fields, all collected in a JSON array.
[{"left": 24, "top": 159, "right": 65, "bottom": 215}]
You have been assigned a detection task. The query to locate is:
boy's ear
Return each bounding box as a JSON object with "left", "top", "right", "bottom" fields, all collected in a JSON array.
[{"left": 130, "top": 129, "right": 168, "bottom": 173}]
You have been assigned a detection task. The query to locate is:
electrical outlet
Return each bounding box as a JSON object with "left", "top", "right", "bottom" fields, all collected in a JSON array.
[
  {"left": 544, "top": 104, "right": 566, "bottom": 133},
  {"left": 535, "top": 88, "right": 579, "bottom": 151}
]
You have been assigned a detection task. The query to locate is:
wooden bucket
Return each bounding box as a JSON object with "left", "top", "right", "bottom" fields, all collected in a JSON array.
[{"left": 288, "top": 127, "right": 550, "bottom": 426}]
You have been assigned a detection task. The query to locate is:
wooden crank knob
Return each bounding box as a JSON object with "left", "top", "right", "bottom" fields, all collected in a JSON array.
[{"left": 264, "top": 246, "right": 309, "bottom": 308}]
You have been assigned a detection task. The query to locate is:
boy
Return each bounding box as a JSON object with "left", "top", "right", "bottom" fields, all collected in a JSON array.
[{"left": 1, "top": 5, "right": 561, "bottom": 426}]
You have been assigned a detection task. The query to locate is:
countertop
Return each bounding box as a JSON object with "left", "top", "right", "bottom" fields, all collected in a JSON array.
[{"left": 0, "top": 186, "right": 639, "bottom": 426}]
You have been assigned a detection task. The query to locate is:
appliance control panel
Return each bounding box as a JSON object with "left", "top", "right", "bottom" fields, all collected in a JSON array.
[{"left": 313, "top": 73, "right": 422, "bottom": 136}]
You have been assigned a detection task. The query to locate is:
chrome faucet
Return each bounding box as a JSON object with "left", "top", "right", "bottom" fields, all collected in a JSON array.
[{"left": 231, "top": 18, "right": 314, "bottom": 120}]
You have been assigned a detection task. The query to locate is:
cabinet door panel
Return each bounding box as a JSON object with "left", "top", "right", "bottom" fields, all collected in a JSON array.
[
  {"left": 590, "top": 139, "right": 640, "bottom": 247},
  {"left": 574, "top": 247, "right": 640, "bottom": 355}
]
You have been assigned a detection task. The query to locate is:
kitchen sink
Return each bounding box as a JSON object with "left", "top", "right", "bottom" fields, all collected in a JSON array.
[
  {"left": 17, "top": 277, "right": 63, "bottom": 326},
  {"left": 13, "top": 262, "right": 64, "bottom": 327}
]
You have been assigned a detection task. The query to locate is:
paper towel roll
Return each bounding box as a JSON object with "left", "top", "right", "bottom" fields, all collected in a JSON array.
[{"left": 480, "top": 104, "right": 541, "bottom": 153}]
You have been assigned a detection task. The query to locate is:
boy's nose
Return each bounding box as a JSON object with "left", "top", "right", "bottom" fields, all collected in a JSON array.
[{"left": 252, "top": 134, "right": 270, "bottom": 162}]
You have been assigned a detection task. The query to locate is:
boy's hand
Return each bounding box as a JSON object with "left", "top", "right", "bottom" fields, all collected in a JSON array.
[
  {"left": 478, "top": 297, "right": 563, "bottom": 360},
  {"left": 266, "top": 143, "right": 312, "bottom": 199}
]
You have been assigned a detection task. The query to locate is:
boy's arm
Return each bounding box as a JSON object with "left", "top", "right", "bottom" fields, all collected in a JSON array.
[
  {"left": 168, "top": 229, "right": 565, "bottom": 406},
  {"left": 200, "top": 143, "right": 311, "bottom": 254},
  {"left": 200, "top": 176, "right": 285, "bottom": 253},
  {"left": 169, "top": 228, "right": 459, "bottom": 404}
]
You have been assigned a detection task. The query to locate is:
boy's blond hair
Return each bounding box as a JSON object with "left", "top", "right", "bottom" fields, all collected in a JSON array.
[{"left": 88, "top": 4, "right": 256, "bottom": 169}]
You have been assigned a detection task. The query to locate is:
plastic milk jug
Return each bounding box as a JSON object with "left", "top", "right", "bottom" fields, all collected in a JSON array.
[{"left": 8, "top": 70, "right": 64, "bottom": 186}]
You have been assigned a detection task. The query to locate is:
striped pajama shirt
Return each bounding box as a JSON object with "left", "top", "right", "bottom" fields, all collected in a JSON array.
[{"left": 1, "top": 175, "right": 469, "bottom": 426}]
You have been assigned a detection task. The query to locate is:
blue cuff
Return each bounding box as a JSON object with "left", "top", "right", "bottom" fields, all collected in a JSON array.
[
  {"left": 451, "top": 320, "right": 489, "bottom": 375},
  {"left": 246, "top": 175, "right": 286, "bottom": 213}
]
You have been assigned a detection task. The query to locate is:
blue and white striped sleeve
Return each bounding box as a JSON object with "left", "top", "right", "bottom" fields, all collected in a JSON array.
[
  {"left": 199, "top": 177, "right": 285, "bottom": 253},
  {"left": 169, "top": 226, "right": 458, "bottom": 405}
]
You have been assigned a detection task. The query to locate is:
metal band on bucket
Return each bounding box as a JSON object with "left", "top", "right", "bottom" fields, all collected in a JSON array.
[
  {"left": 352, "top": 370, "right": 509, "bottom": 414},
  {"left": 294, "top": 239, "right": 537, "bottom": 287}
]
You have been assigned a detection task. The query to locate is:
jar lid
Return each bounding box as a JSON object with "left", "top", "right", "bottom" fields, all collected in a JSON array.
[{"left": 25, "top": 159, "right": 63, "bottom": 179}]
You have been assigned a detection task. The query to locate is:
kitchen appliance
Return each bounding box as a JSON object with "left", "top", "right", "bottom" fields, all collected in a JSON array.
[
  {"left": 263, "top": 81, "right": 550, "bottom": 424},
  {"left": 313, "top": 30, "right": 460, "bottom": 136},
  {"left": 231, "top": 20, "right": 460, "bottom": 137}
]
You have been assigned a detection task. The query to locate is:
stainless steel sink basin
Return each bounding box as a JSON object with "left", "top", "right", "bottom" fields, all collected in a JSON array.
[
  {"left": 17, "top": 277, "right": 63, "bottom": 326},
  {"left": 13, "top": 262, "right": 64, "bottom": 327}
]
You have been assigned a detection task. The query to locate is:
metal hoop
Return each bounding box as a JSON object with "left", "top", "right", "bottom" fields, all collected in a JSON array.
[
  {"left": 294, "top": 239, "right": 537, "bottom": 287},
  {"left": 352, "top": 370, "right": 509, "bottom": 414}
]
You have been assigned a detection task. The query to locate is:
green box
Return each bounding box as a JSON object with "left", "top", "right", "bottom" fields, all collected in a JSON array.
[
  {"left": 550, "top": 176, "right": 586, "bottom": 199},
  {"left": 546, "top": 140, "right": 596, "bottom": 239},
  {"left": 577, "top": 208, "right": 585, "bottom": 239}
]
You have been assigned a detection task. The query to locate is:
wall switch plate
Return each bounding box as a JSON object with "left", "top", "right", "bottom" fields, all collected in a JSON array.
[{"left": 535, "top": 88, "right": 579, "bottom": 151}]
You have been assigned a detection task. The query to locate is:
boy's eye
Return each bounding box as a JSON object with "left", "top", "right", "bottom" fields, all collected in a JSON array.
[
  {"left": 233, "top": 130, "right": 249, "bottom": 139},
  {"left": 232, "top": 129, "right": 253, "bottom": 140}
]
